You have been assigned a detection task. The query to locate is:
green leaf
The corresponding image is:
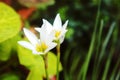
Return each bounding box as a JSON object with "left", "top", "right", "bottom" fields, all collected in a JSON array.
[
  {"left": 47, "top": 52, "right": 62, "bottom": 76},
  {"left": 0, "top": 34, "right": 21, "bottom": 61},
  {"left": 18, "top": 0, "right": 55, "bottom": 9},
  {"left": 17, "top": 45, "right": 62, "bottom": 78},
  {"left": 0, "top": 2, "right": 21, "bottom": 43},
  {"left": 0, "top": 72, "right": 20, "bottom": 80},
  {"left": 17, "top": 45, "right": 37, "bottom": 68},
  {"left": 0, "top": 39, "right": 12, "bottom": 61},
  {"left": 27, "top": 66, "right": 43, "bottom": 80},
  {"left": 36, "top": 0, "right": 55, "bottom": 9}
]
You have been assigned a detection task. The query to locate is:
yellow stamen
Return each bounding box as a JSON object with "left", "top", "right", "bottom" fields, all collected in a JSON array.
[
  {"left": 55, "top": 31, "right": 61, "bottom": 38},
  {"left": 41, "top": 42, "right": 48, "bottom": 51},
  {"left": 36, "top": 42, "right": 48, "bottom": 52},
  {"left": 36, "top": 44, "right": 42, "bottom": 52}
]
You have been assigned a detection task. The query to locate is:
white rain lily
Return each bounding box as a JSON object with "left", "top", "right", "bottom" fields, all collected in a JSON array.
[
  {"left": 53, "top": 14, "right": 68, "bottom": 41},
  {"left": 18, "top": 27, "right": 57, "bottom": 55},
  {"left": 36, "top": 14, "right": 68, "bottom": 44},
  {"left": 48, "top": 14, "right": 68, "bottom": 43}
]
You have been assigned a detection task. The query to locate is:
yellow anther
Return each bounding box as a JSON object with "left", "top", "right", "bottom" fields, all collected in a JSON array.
[
  {"left": 36, "top": 42, "right": 48, "bottom": 52},
  {"left": 41, "top": 42, "right": 48, "bottom": 51},
  {"left": 55, "top": 31, "right": 61, "bottom": 38},
  {"left": 36, "top": 44, "right": 42, "bottom": 52}
]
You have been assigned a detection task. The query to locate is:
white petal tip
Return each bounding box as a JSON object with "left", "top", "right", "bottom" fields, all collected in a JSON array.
[
  {"left": 66, "top": 20, "right": 69, "bottom": 23},
  {"left": 56, "top": 13, "right": 60, "bottom": 16},
  {"left": 56, "top": 14, "right": 60, "bottom": 19},
  {"left": 23, "top": 28, "right": 27, "bottom": 31},
  {"left": 17, "top": 41, "right": 22, "bottom": 45},
  {"left": 35, "top": 27, "right": 41, "bottom": 32},
  {"left": 42, "top": 19, "right": 47, "bottom": 22}
]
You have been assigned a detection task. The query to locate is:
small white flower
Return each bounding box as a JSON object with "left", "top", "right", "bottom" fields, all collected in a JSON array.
[
  {"left": 52, "top": 14, "right": 68, "bottom": 43},
  {"left": 18, "top": 27, "right": 57, "bottom": 55},
  {"left": 36, "top": 14, "right": 68, "bottom": 44}
]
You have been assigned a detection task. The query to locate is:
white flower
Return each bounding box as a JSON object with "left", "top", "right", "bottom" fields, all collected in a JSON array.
[
  {"left": 36, "top": 14, "right": 68, "bottom": 44},
  {"left": 18, "top": 27, "right": 57, "bottom": 55},
  {"left": 53, "top": 14, "right": 68, "bottom": 43}
]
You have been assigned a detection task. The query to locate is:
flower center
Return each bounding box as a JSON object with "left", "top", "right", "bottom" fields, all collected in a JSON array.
[
  {"left": 41, "top": 42, "right": 48, "bottom": 51},
  {"left": 55, "top": 31, "right": 61, "bottom": 38},
  {"left": 36, "top": 42, "right": 48, "bottom": 52}
]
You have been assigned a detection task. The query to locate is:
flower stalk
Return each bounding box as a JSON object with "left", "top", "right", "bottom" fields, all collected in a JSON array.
[
  {"left": 56, "top": 40, "right": 60, "bottom": 80},
  {"left": 43, "top": 54, "right": 49, "bottom": 80}
]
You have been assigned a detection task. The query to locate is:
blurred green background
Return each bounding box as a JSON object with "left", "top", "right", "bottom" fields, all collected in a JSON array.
[{"left": 0, "top": 0, "right": 120, "bottom": 80}]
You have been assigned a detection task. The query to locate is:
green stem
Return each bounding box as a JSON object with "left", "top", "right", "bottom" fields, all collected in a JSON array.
[
  {"left": 95, "top": 22, "right": 115, "bottom": 80},
  {"left": 102, "top": 24, "right": 116, "bottom": 80},
  {"left": 110, "top": 57, "right": 120, "bottom": 80},
  {"left": 43, "top": 54, "right": 49, "bottom": 80},
  {"left": 82, "top": 0, "right": 101, "bottom": 79},
  {"left": 56, "top": 41, "right": 60, "bottom": 80},
  {"left": 92, "top": 20, "right": 104, "bottom": 80}
]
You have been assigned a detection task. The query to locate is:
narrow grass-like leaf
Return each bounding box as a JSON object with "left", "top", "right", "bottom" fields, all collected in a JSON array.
[
  {"left": 70, "top": 54, "right": 80, "bottom": 75},
  {"left": 80, "top": 0, "right": 102, "bottom": 79},
  {"left": 115, "top": 70, "right": 120, "bottom": 80},
  {"left": 102, "top": 23, "right": 117, "bottom": 80},
  {"left": 69, "top": 52, "right": 80, "bottom": 79},
  {"left": 63, "top": 46, "right": 73, "bottom": 80},
  {"left": 95, "top": 22, "right": 115, "bottom": 80},
  {"left": 92, "top": 20, "right": 104, "bottom": 80},
  {"left": 110, "top": 57, "right": 120, "bottom": 80},
  {"left": 99, "top": 22, "right": 115, "bottom": 62}
]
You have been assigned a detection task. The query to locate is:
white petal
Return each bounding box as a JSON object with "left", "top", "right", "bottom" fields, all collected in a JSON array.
[
  {"left": 32, "top": 50, "right": 44, "bottom": 55},
  {"left": 63, "top": 20, "right": 68, "bottom": 29},
  {"left": 39, "top": 25, "right": 47, "bottom": 42},
  {"left": 43, "top": 19, "right": 53, "bottom": 32},
  {"left": 41, "top": 21, "right": 48, "bottom": 34},
  {"left": 18, "top": 41, "right": 34, "bottom": 50},
  {"left": 53, "top": 14, "right": 62, "bottom": 29},
  {"left": 35, "top": 24, "right": 46, "bottom": 40},
  {"left": 45, "top": 42, "right": 57, "bottom": 53},
  {"left": 60, "top": 35, "right": 65, "bottom": 44},
  {"left": 46, "top": 32, "right": 55, "bottom": 43},
  {"left": 23, "top": 28, "right": 39, "bottom": 45},
  {"left": 34, "top": 27, "right": 41, "bottom": 33},
  {"left": 57, "top": 29, "right": 67, "bottom": 39}
]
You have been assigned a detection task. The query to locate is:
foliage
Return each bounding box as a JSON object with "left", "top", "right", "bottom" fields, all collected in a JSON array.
[
  {"left": 0, "top": 0, "right": 120, "bottom": 80},
  {"left": 0, "top": 2, "right": 62, "bottom": 80},
  {"left": 18, "top": 45, "right": 62, "bottom": 78},
  {"left": 0, "top": 2, "right": 21, "bottom": 43}
]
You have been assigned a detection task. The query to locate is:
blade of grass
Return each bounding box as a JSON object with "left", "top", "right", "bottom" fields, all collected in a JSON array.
[
  {"left": 115, "top": 70, "right": 120, "bottom": 80},
  {"left": 63, "top": 46, "right": 73, "bottom": 80},
  {"left": 110, "top": 56, "right": 120, "bottom": 80},
  {"left": 99, "top": 22, "right": 115, "bottom": 62},
  {"left": 92, "top": 20, "right": 104, "bottom": 80},
  {"left": 66, "top": 50, "right": 81, "bottom": 80},
  {"left": 101, "top": 48, "right": 114, "bottom": 80},
  {"left": 102, "top": 23, "right": 116, "bottom": 80},
  {"left": 95, "top": 22, "right": 115, "bottom": 80},
  {"left": 69, "top": 52, "right": 81, "bottom": 76},
  {"left": 80, "top": 0, "right": 102, "bottom": 79}
]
